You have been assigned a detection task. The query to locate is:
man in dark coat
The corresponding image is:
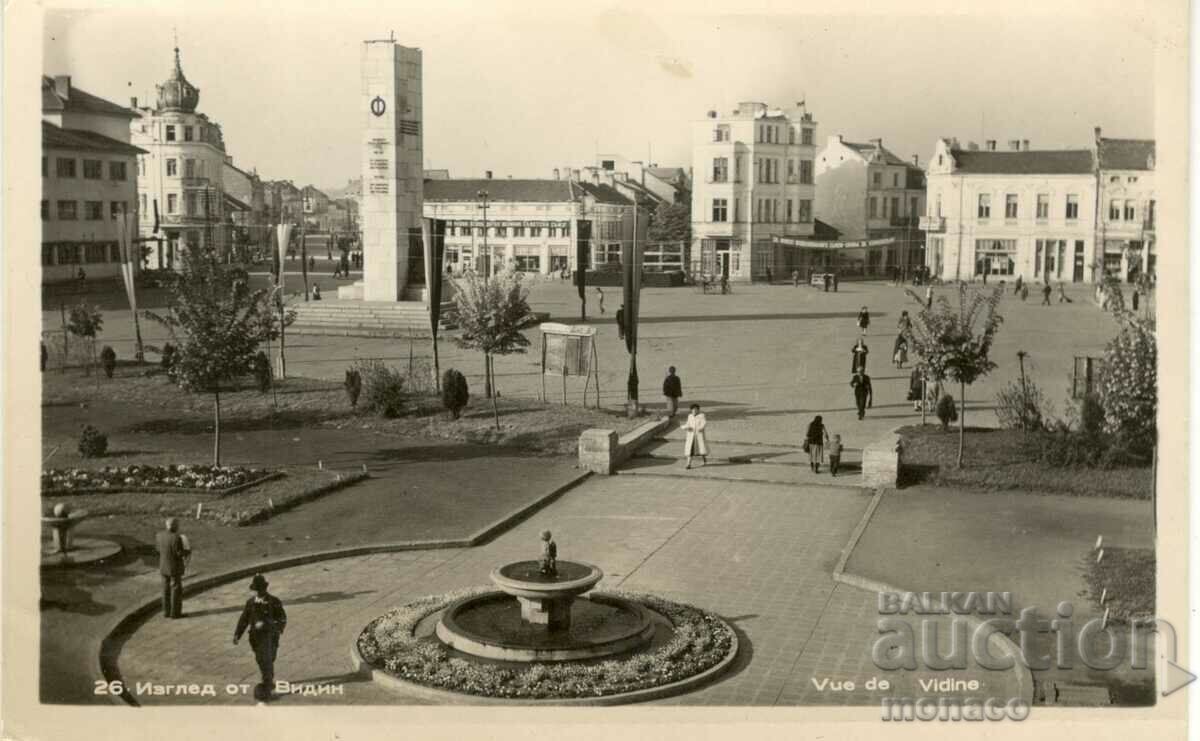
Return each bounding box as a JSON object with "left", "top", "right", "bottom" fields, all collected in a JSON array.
[
  {"left": 851, "top": 371, "right": 873, "bottom": 420},
  {"left": 615, "top": 305, "right": 625, "bottom": 341},
  {"left": 662, "top": 366, "right": 683, "bottom": 418},
  {"left": 234, "top": 573, "right": 287, "bottom": 701},
  {"left": 155, "top": 518, "right": 190, "bottom": 618}
]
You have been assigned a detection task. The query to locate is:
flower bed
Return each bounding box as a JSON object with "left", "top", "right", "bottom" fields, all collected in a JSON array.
[
  {"left": 41, "top": 464, "right": 280, "bottom": 496},
  {"left": 357, "top": 588, "right": 735, "bottom": 700}
]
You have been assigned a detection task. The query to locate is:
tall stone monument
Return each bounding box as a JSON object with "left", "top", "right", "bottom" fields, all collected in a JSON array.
[{"left": 358, "top": 40, "right": 423, "bottom": 301}]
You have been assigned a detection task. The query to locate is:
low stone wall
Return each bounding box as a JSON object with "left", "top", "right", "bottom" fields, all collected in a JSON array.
[
  {"left": 861, "top": 428, "right": 902, "bottom": 488},
  {"left": 579, "top": 416, "right": 671, "bottom": 474}
]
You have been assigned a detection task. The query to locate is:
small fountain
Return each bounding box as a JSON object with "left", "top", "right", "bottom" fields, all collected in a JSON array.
[{"left": 41, "top": 503, "right": 120, "bottom": 568}]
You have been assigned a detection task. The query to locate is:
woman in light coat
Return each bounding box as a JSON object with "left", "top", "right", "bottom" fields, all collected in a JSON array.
[{"left": 681, "top": 403, "right": 708, "bottom": 469}]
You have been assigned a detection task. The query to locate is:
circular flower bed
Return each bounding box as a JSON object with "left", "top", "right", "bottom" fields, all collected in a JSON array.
[
  {"left": 42, "top": 464, "right": 275, "bottom": 495},
  {"left": 357, "top": 587, "right": 736, "bottom": 700}
]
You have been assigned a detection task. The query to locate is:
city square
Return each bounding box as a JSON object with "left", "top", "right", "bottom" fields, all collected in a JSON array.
[{"left": 14, "top": 3, "right": 1180, "bottom": 736}]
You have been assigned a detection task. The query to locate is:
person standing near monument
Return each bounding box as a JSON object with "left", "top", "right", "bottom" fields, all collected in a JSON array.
[
  {"left": 681, "top": 403, "right": 708, "bottom": 469},
  {"left": 234, "top": 574, "right": 287, "bottom": 702},
  {"left": 155, "top": 518, "right": 190, "bottom": 619},
  {"left": 662, "top": 366, "right": 683, "bottom": 418}
]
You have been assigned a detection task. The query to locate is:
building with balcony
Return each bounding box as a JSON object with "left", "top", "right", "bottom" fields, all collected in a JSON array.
[
  {"left": 130, "top": 46, "right": 230, "bottom": 269},
  {"left": 41, "top": 76, "right": 146, "bottom": 283},
  {"left": 815, "top": 135, "right": 926, "bottom": 275},
  {"left": 422, "top": 177, "right": 642, "bottom": 276},
  {"left": 921, "top": 137, "right": 1098, "bottom": 283},
  {"left": 690, "top": 101, "right": 817, "bottom": 281},
  {"left": 222, "top": 160, "right": 268, "bottom": 259},
  {"left": 1095, "top": 128, "right": 1155, "bottom": 282}
]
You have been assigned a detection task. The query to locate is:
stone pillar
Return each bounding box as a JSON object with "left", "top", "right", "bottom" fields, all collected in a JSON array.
[
  {"left": 361, "top": 41, "right": 423, "bottom": 301},
  {"left": 518, "top": 595, "right": 573, "bottom": 631}
]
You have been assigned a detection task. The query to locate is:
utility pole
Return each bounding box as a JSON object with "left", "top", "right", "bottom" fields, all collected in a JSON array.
[{"left": 477, "top": 189, "right": 492, "bottom": 398}]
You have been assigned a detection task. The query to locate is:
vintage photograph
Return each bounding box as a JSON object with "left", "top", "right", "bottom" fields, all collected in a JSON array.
[{"left": 6, "top": 0, "right": 1189, "bottom": 735}]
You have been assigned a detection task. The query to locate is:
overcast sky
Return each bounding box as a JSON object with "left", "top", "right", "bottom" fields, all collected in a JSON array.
[{"left": 43, "top": 2, "right": 1156, "bottom": 192}]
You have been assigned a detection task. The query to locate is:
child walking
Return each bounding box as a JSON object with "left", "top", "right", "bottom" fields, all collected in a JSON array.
[{"left": 828, "top": 435, "right": 843, "bottom": 477}]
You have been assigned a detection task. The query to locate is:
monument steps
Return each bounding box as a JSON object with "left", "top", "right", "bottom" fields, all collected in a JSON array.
[{"left": 288, "top": 300, "right": 458, "bottom": 337}]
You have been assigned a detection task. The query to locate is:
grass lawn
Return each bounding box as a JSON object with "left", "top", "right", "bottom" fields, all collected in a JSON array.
[
  {"left": 44, "top": 361, "right": 642, "bottom": 457},
  {"left": 897, "top": 424, "right": 1153, "bottom": 499},
  {"left": 42, "top": 466, "right": 366, "bottom": 526},
  {"left": 1081, "top": 546, "right": 1155, "bottom": 623}
]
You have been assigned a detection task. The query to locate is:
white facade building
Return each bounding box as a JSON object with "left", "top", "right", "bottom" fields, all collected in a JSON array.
[
  {"left": 41, "top": 76, "right": 145, "bottom": 283},
  {"left": 921, "top": 138, "right": 1098, "bottom": 284},
  {"left": 1095, "top": 129, "right": 1156, "bottom": 281},
  {"left": 422, "top": 179, "right": 638, "bottom": 276},
  {"left": 690, "top": 101, "right": 817, "bottom": 281},
  {"left": 130, "top": 47, "right": 229, "bottom": 269}
]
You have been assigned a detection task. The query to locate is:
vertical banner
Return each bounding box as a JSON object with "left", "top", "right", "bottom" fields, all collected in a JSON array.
[
  {"left": 275, "top": 223, "right": 293, "bottom": 291},
  {"left": 423, "top": 218, "right": 446, "bottom": 334},
  {"left": 576, "top": 219, "right": 591, "bottom": 302},
  {"left": 621, "top": 223, "right": 642, "bottom": 354},
  {"left": 117, "top": 211, "right": 138, "bottom": 314}
]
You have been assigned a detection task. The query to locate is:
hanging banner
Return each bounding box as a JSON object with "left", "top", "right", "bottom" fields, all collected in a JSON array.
[
  {"left": 772, "top": 235, "right": 897, "bottom": 250},
  {"left": 621, "top": 230, "right": 642, "bottom": 354},
  {"left": 423, "top": 218, "right": 446, "bottom": 336},
  {"left": 275, "top": 223, "right": 293, "bottom": 291},
  {"left": 575, "top": 220, "right": 591, "bottom": 301},
  {"left": 117, "top": 211, "right": 138, "bottom": 314}
]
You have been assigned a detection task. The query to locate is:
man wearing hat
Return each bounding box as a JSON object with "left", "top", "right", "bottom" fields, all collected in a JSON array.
[
  {"left": 155, "top": 518, "right": 190, "bottom": 618},
  {"left": 233, "top": 574, "right": 287, "bottom": 700}
]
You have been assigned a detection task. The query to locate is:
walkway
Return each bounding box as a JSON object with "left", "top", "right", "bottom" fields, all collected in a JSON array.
[{"left": 110, "top": 475, "right": 1024, "bottom": 706}]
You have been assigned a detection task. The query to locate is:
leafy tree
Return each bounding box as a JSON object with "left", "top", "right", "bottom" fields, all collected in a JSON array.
[
  {"left": 441, "top": 368, "right": 470, "bottom": 419},
  {"left": 1098, "top": 312, "right": 1156, "bottom": 452},
  {"left": 146, "top": 247, "right": 272, "bottom": 466},
  {"left": 905, "top": 284, "right": 1004, "bottom": 466},
  {"left": 67, "top": 302, "right": 103, "bottom": 375},
  {"left": 646, "top": 201, "right": 691, "bottom": 246},
  {"left": 100, "top": 346, "right": 117, "bottom": 379},
  {"left": 452, "top": 270, "right": 537, "bottom": 428}
]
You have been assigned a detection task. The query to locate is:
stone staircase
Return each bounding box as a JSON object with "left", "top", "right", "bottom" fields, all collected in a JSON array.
[
  {"left": 618, "top": 437, "right": 864, "bottom": 487},
  {"left": 288, "top": 299, "right": 457, "bottom": 338}
]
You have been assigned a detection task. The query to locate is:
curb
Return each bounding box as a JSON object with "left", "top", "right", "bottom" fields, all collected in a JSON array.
[
  {"left": 96, "top": 469, "right": 593, "bottom": 706},
  {"left": 829, "top": 487, "right": 1036, "bottom": 708},
  {"left": 348, "top": 601, "right": 740, "bottom": 706},
  {"left": 616, "top": 469, "right": 869, "bottom": 493}
]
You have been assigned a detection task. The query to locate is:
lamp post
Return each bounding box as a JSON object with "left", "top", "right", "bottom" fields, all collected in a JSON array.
[{"left": 476, "top": 189, "right": 492, "bottom": 398}]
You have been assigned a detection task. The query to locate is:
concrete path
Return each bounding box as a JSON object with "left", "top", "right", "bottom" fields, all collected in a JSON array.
[
  {"left": 110, "top": 475, "right": 1024, "bottom": 706},
  {"left": 621, "top": 437, "right": 863, "bottom": 486}
]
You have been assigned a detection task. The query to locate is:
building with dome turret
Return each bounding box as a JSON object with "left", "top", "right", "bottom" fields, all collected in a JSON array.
[{"left": 130, "top": 45, "right": 231, "bottom": 269}]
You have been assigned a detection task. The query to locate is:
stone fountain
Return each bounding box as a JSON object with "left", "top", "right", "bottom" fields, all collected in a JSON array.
[{"left": 41, "top": 503, "right": 121, "bottom": 568}]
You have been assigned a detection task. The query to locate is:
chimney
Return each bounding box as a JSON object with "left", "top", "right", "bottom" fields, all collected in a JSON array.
[
  {"left": 707, "top": 110, "right": 717, "bottom": 119},
  {"left": 985, "top": 140, "right": 996, "bottom": 151},
  {"left": 1022, "top": 139, "right": 1030, "bottom": 151},
  {"left": 1094, "top": 126, "right": 1102, "bottom": 144},
  {"left": 553, "top": 168, "right": 560, "bottom": 180},
  {"left": 54, "top": 75, "right": 71, "bottom": 99},
  {"left": 485, "top": 170, "right": 493, "bottom": 180},
  {"left": 130, "top": 96, "right": 138, "bottom": 109},
  {"left": 912, "top": 154, "right": 919, "bottom": 166},
  {"left": 1008, "top": 140, "right": 1020, "bottom": 151}
]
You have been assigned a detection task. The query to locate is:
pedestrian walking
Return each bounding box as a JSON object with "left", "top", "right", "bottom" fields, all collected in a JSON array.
[
  {"left": 615, "top": 304, "right": 625, "bottom": 341},
  {"left": 851, "top": 338, "right": 869, "bottom": 374},
  {"left": 308, "top": 255, "right": 315, "bottom": 273},
  {"left": 331, "top": 261, "right": 342, "bottom": 278},
  {"left": 1058, "top": 281, "right": 1073, "bottom": 303},
  {"left": 828, "top": 434, "right": 843, "bottom": 477},
  {"left": 907, "top": 366, "right": 924, "bottom": 411},
  {"left": 720, "top": 274, "right": 730, "bottom": 294},
  {"left": 897, "top": 310, "right": 912, "bottom": 335},
  {"left": 1014, "top": 275, "right": 1023, "bottom": 295},
  {"left": 155, "top": 518, "right": 191, "bottom": 619},
  {"left": 857, "top": 306, "right": 870, "bottom": 335},
  {"left": 1020, "top": 284, "right": 1029, "bottom": 301},
  {"left": 851, "top": 371, "right": 873, "bottom": 420},
  {"left": 925, "top": 285, "right": 934, "bottom": 309},
  {"left": 311, "top": 283, "right": 322, "bottom": 301},
  {"left": 681, "top": 404, "right": 708, "bottom": 469},
  {"left": 765, "top": 266, "right": 773, "bottom": 284},
  {"left": 791, "top": 269, "right": 800, "bottom": 287},
  {"left": 1132, "top": 288, "right": 1140, "bottom": 311},
  {"left": 596, "top": 287, "right": 606, "bottom": 315},
  {"left": 892, "top": 333, "right": 908, "bottom": 368},
  {"left": 662, "top": 366, "right": 683, "bottom": 418},
  {"left": 803, "top": 415, "right": 830, "bottom": 473},
  {"left": 833, "top": 273, "right": 839, "bottom": 292},
  {"left": 1042, "top": 282, "right": 1052, "bottom": 306},
  {"left": 234, "top": 574, "right": 288, "bottom": 702}
]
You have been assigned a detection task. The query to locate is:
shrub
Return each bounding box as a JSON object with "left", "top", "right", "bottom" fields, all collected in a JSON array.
[
  {"left": 353, "top": 359, "right": 407, "bottom": 418},
  {"left": 160, "top": 343, "right": 177, "bottom": 371},
  {"left": 78, "top": 425, "right": 108, "bottom": 458},
  {"left": 936, "top": 394, "right": 958, "bottom": 430},
  {"left": 100, "top": 346, "right": 117, "bottom": 378},
  {"left": 1080, "top": 392, "right": 1105, "bottom": 438},
  {"left": 344, "top": 368, "right": 362, "bottom": 409},
  {"left": 441, "top": 368, "right": 469, "bottom": 419},
  {"left": 994, "top": 378, "right": 1050, "bottom": 431},
  {"left": 251, "top": 351, "right": 272, "bottom": 393},
  {"left": 1098, "top": 314, "right": 1156, "bottom": 445}
]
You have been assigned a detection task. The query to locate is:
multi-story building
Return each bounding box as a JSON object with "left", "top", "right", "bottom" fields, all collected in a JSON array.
[
  {"left": 690, "top": 101, "right": 817, "bottom": 281},
  {"left": 422, "top": 178, "right": 642, "bottom": 276},
  {"left": 1095, "top": 128, "right": 1156, "bottom": 281},
  {"left": 815, "top": 135, "right": 926, "bottom": 274},
  {"left": 41, "top": 76, "right": 146, "bottom": 283},
  {"left": 130, "top": 46, "right": 230, "bottom": 269},
  {"left": 222, "top": 160, "right": 269, "bottom": 258},
  {"left": 921, "top": 138, "right": 1099, "bottom": 283}
]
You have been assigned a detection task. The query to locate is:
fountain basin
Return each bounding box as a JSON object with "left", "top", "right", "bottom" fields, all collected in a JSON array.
[
  {"left": 436, "top": 591, "right": 654, "bottom": 662},
  {"left": 490, "top": 560, "right": 603, "bottom": 631}
]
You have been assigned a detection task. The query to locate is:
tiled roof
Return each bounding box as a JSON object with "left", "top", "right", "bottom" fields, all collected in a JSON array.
[
  {"left": 425, "top": 179, "right": 576, "bottom": 203},
  {"left": 843, "top": 141, "right": 909, "bottom": 166},
  {"left": 647, "top": 166, "right": 688, "bottom": 182},
  {"left": 42, "top": 121, "right": 146, "bottom": 155},
  {"left": 1097, "top": 138, "right": 1155, "bottom": 171},
  {"left": 951, "top": 149, "right": 1094, "bottom": 175},
  {"left": 223, "top": 192, "right": 252, "bottom": 211},
  {"left": 42, "top": 76, "right": 136, "bottom": 118},
  {"left": 576, "top": 181, "right": 634, "bottom": 206}
]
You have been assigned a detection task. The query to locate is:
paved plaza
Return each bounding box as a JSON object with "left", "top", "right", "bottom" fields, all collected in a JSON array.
[{"left": 111, "top": 475, "right": 1024, "bottom": 706}]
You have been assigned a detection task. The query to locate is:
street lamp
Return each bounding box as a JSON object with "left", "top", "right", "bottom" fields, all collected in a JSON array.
[{"left": 476, "top": 189, "right": 490, "bottom": 279}]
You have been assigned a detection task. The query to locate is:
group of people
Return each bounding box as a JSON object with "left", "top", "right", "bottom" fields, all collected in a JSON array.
[{"left": 157, "top": 519, "right": 288, "bottom": 702}]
